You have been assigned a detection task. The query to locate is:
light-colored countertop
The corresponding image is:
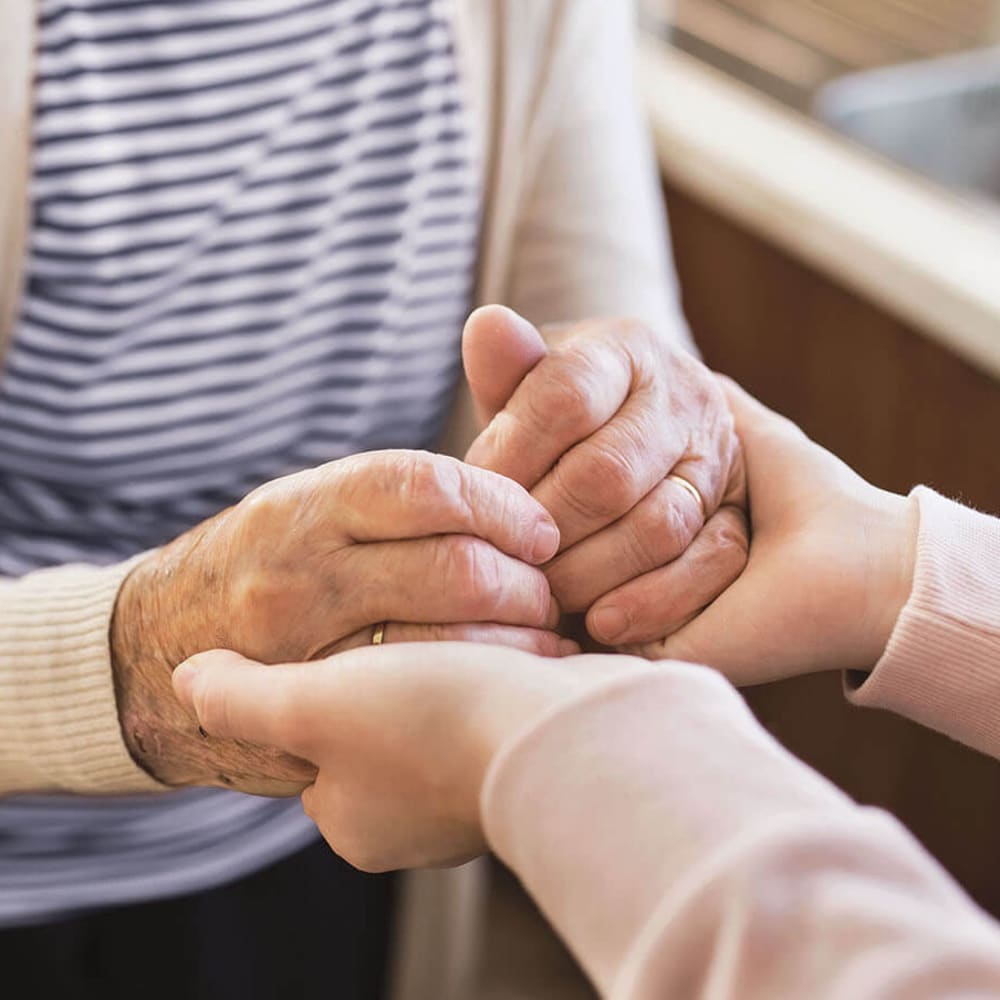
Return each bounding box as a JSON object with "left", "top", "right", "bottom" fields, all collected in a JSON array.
[
  {"left": 639, "top": 41, "right": 1000, "bottom": 381},
  {"left": 645, "top": 0, "right": 998, "bottom": 109}
]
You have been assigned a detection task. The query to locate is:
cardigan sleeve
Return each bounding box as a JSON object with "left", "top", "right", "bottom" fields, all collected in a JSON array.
[
  {"left": 503, "top": 1, "right": 694, "bottom": 350},
  {"left": 0, "top": 557, "right": 164, "bottom": 795},
  {"left": 847, "top": 486, "right": 1000, "bottom": 759},
  {"left": 483, "top": 665, "right": 1000, "bottom": 998}
]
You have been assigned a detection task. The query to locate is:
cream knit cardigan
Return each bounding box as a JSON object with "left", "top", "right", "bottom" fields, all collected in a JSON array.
[{"left": 0, "top": 0, "right": 687, "bottom": 795}]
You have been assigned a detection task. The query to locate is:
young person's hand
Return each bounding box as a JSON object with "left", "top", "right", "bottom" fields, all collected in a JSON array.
[
  {"left": 651, "top": 378, "right": 919, "bottom": 684},
  {"left": 463, "top": 306, "right": 747, "bottom": 651},
  {"left": 172, "top": 643, "right": 648, "bottom": 871}
]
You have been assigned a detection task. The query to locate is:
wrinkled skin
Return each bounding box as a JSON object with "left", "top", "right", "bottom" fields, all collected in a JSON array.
[
  {"left": 463, "top": 306, "right": 748, "bottom": 654},
  {"left": 112, "top": 450, "right": 568, "bottom": 793}
]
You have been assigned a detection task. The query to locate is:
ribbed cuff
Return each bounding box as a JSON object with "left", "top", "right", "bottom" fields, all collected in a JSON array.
[
  {"left": 0, "top": 557, "right": 166, "bottom": 795},
  {"left": 848, "top": 487, "right": 1000, "bottom": 758}
]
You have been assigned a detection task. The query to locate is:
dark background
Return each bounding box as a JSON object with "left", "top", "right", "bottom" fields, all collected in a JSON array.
[{"left": 664, "top": 178, "right": 1000, "bottom": 918}]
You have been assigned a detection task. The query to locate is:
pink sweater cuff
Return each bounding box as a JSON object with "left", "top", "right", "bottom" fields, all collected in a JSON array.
[{"left": 848, "top": 487, "right": 1000, "bottom": 757}]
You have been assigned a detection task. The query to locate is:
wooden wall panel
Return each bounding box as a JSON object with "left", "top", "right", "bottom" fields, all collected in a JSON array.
[{"left": 664, "top": 182, "right": 1000, "bottom": 914}]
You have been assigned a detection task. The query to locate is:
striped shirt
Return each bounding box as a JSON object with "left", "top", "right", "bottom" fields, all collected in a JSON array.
[{"left": 0, "top": 0, "right": 479, "bottom": 925}]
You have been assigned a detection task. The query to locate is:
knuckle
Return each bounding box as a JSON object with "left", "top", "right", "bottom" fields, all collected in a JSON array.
[
  {"left": 332, "top": 451, "right": 376, "bottom": 500},
  {"left": 401, "top": 453, "right": 464, "bottom": 515},
  {"left": 656, "top": 482, "right": 704, "bottom": 554},
  {"left": 453, "top": 466, "right": 497, "bottom": 531},
  {"left": 590, "top": 441, "right": 642, "bottom": 500},
  {"left": 709, "top": 510, "right": 750, "bottom": 568},
  {"left": 442, "top": 537, "right": 503, "bottom": 614},
  {"left": 619, "top": 318, "right": 660, "bottom": 368},
  {"left": 620, "top": 515, "right": 659, "bottom": 577},
  {"left": 528, "top": 354, "right": 603, "bottom": 431},
  {"left": 230, "top": 569, "right": 301, "bottom": 629},
  {"left": 238, "top": 480, "right": 290, "bottom": 537},
  {"left": 607, "top": 496, "right": 673, "bottom": 581},
  {"left": 444, "top": 535, "right": 482, "bottom": 585},
  {"left": 556, "top": 441, "right": 641, "bottom": 523},
  {"left": 230, "top": 571, "right": 277, "bottom": 618},
  {"left": 660, "top": 491, "right": 694, "bottom": 550}
]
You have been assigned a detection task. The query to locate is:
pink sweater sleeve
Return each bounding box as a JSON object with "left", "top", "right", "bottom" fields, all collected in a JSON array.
[
  {"left": 481, "top": 666, "right": 1000, "bottom": 998},
  {"left": 847, "top": 487, "right": 1000, "bottom": 756}
]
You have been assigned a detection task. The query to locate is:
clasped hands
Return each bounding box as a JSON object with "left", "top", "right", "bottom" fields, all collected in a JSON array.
[
  {"left": 164, "top": 324, "right": 919, "bottom": 870},
  {"left": 113, "top": 306, "right": 746, "bottom": 793}
]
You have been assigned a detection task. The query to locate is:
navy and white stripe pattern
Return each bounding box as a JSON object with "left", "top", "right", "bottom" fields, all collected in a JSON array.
[{"left": 0, "top": 0, "right": 478, "bottom": 925}]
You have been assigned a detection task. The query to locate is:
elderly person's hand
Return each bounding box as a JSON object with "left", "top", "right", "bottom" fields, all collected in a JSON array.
[
  {"left": 112, "top": 451, "right": 568, "bottom": 794},
  {"left": 463, "top": 307, "right": 747, "bottom": 653},
  {"left": 171, "top": 643, "right": 652, "bottom": 871},
  {"left": 654, "top": 378, "right": 918, "bottom": 683}
]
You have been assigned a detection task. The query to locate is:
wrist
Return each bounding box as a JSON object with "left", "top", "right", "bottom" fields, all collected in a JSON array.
[
  {"left": 111, "top": 551, "right": 315, "bottom": 794},
  {"left": 469, "top": 657, "right": 641, "bottom": 804},
  {"left": 111, "top": 553, "right": 206, "bottom": 786},
  {"left": 861, "top": 488, "right": 919, "bottom": 669}
]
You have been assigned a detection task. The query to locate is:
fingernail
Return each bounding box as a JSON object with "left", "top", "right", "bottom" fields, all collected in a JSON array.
[
  {"left": 531, "top": 520, "right": 560, "bottom": 563},
  {"left": 591, "top": 606, "right": 628, "bottom": 643},
  {"left": 558, "top": 639, "right": 581, "bottom": 657}
]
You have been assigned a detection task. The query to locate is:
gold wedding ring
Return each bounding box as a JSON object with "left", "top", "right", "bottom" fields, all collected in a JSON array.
[
  {"left": 371, "top": 622, "right": 387, "bottom": 646},
  {"left": 667, "top": 473, "right": 706, "bottom": 519}
]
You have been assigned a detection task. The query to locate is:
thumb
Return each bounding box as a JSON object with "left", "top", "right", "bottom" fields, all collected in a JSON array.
[
  {"left": 463, "top": 305, "right": 547, "bottom": 427},
  {"left": 173, "top": 650, "right": 307, "bottom": 754},
  {"left": 639, "top": 578, "right": 778, "bottom": 686}
]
